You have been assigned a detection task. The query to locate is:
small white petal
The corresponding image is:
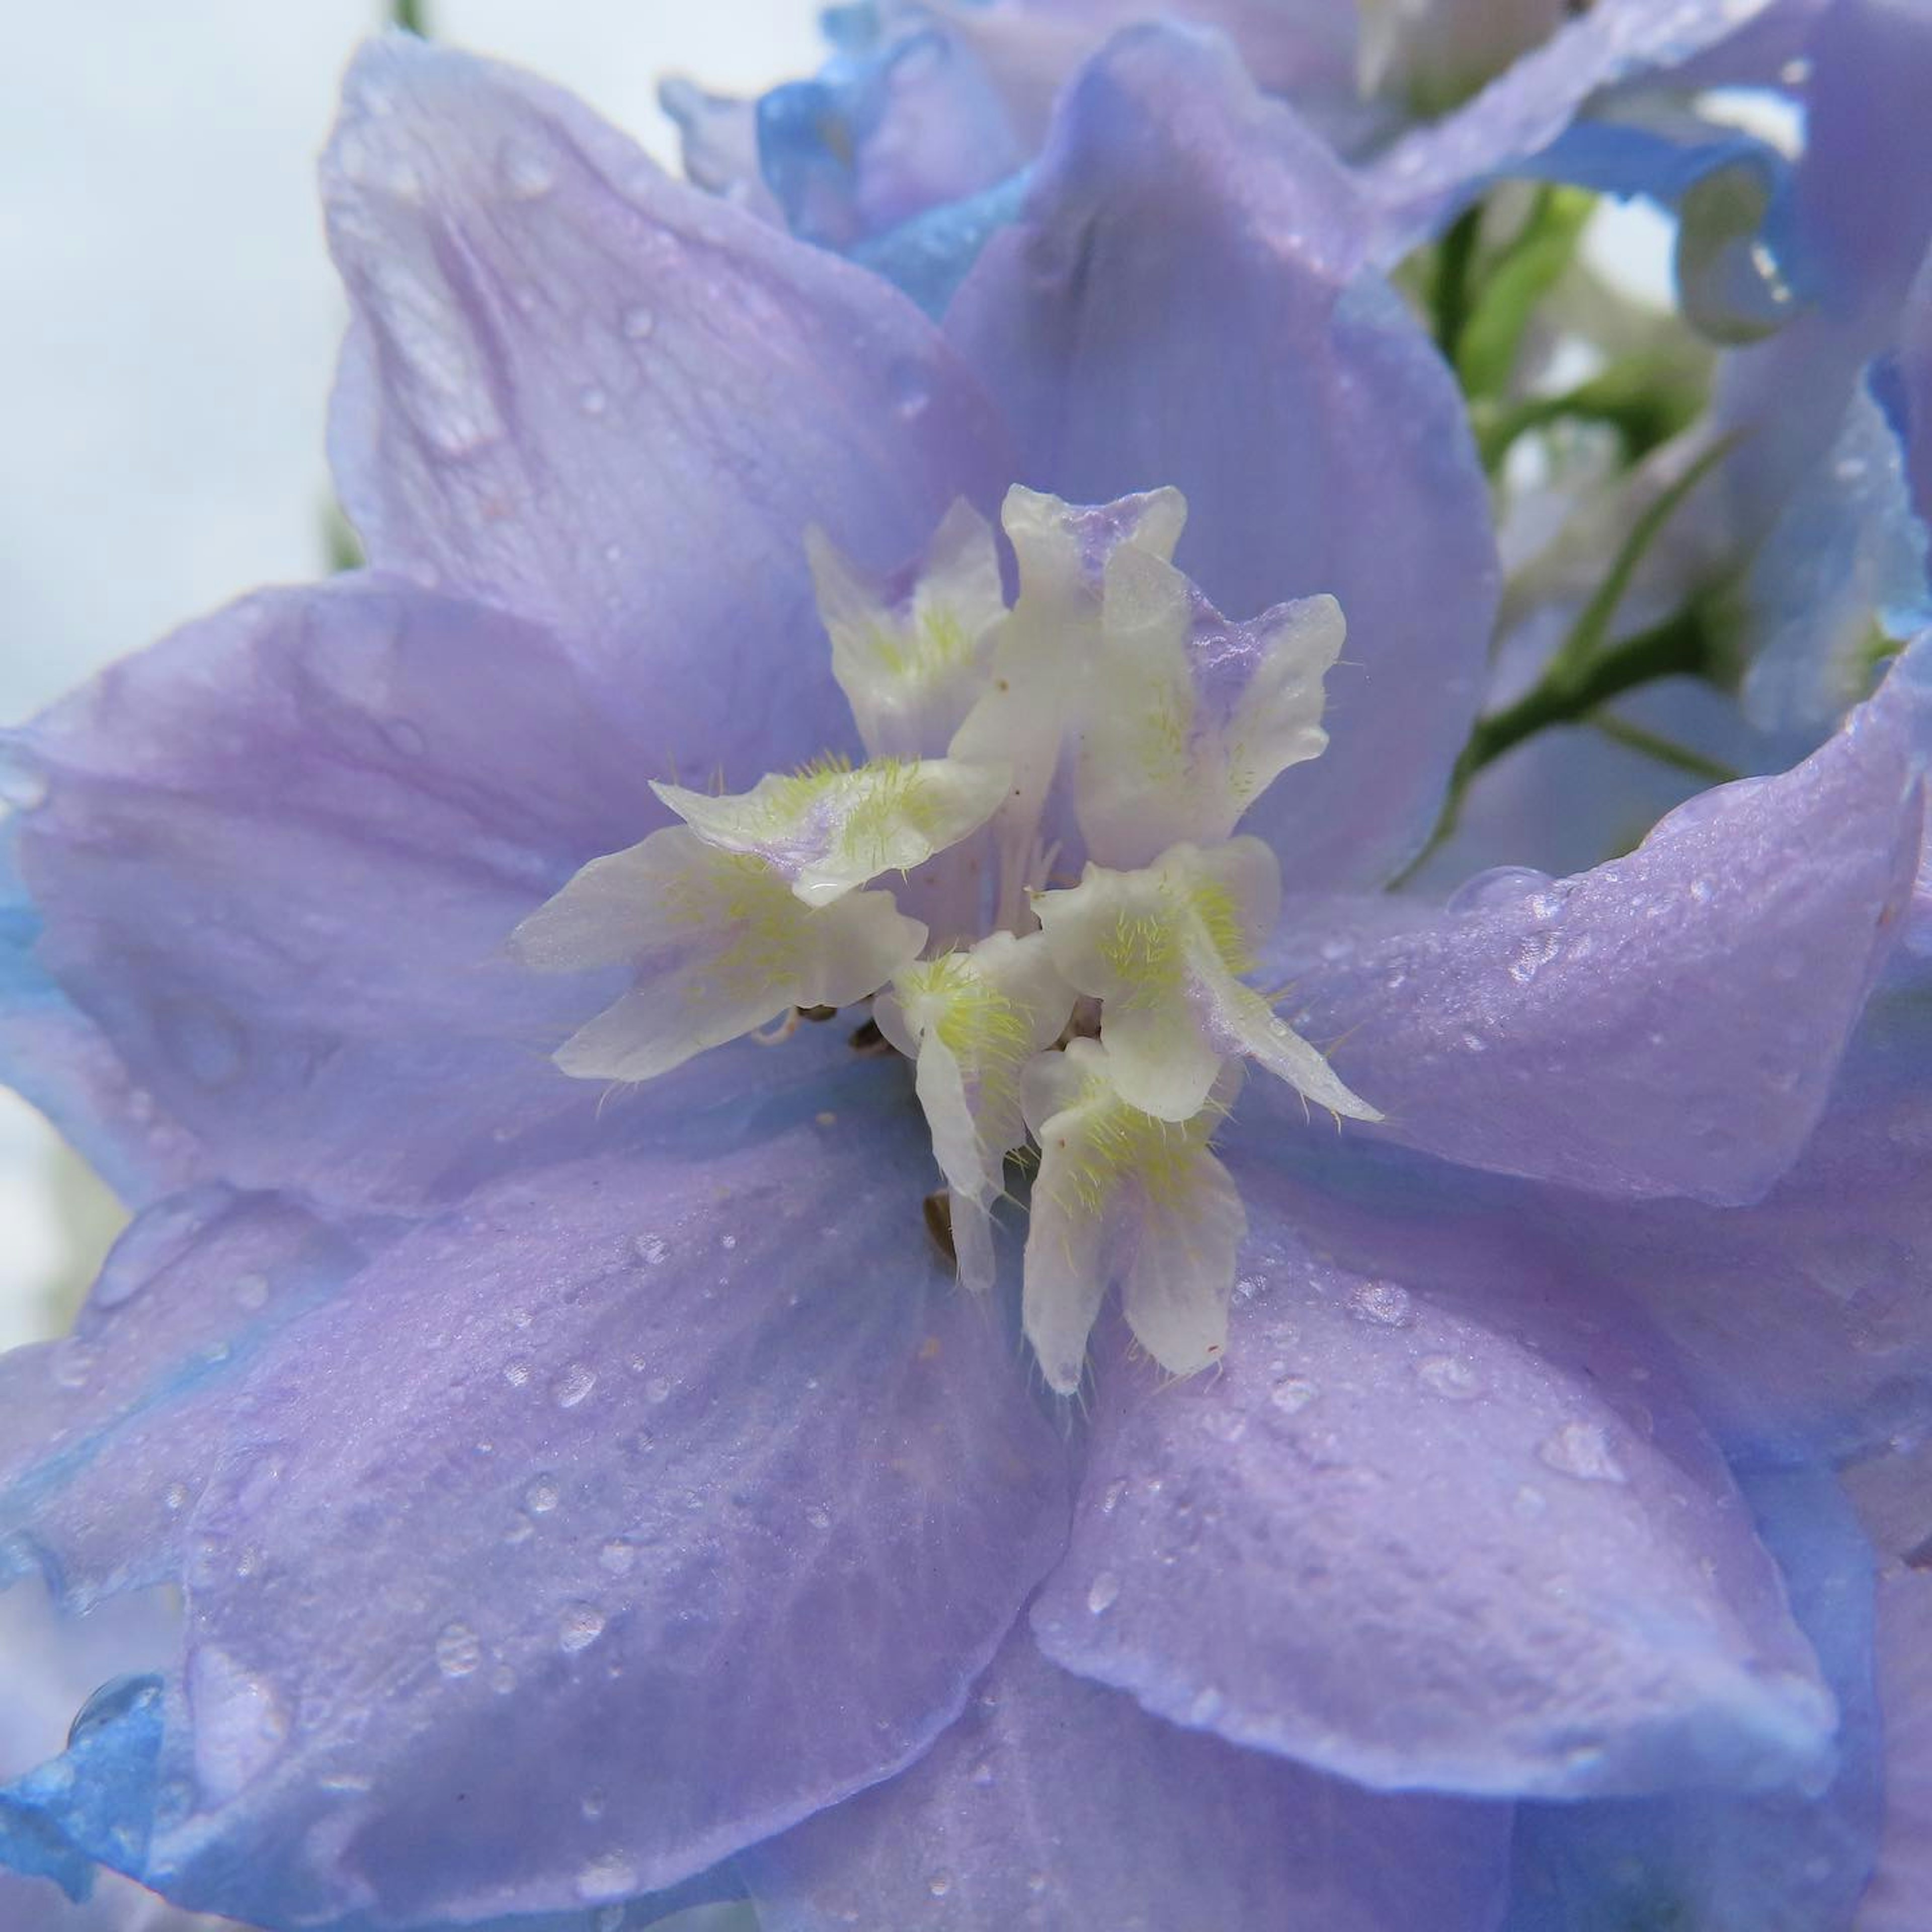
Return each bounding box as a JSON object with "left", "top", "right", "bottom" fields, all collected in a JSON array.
[
  {"left": 882, "top": 931, "right": 1077, "bottom": 1290},
  {"left": 653, "top": 754, "right": 1008, "bottom": 906},
  {"left": 512, "top": 827, "right": 924, "bottom": 1082},
  {"left": 1021, "top": 1039, "right": 1245, "bottom": 1391},
  {"left": 1034, "top": 839, "right": 1379, "bottom": 1124},
  {"left": 1080, "top": 545, "right": 1343, "bottom": 868},
  {"left": 808, "top": 498, "right": 1007, "bottom": 761}
]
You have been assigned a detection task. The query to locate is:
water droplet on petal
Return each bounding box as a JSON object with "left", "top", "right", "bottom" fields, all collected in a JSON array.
[
  {"left": 233, "top": 1273, "right": 269, "bottom": 1311},
  {"left": 574, "top": 1854, "right": 639, "bottom": 1903},
  {"left": 579, "top": 384, "right": 609, "bottom": 418},
  {"left": 500, "top": 139, "right": 558, "bottom": 200},
  {"left": 435, "top": 1623, "right": 482, "bottom": 1678},
  {"left": 1348, "top": 1279, "right": 1414, "bottom": 1328},
  {"left": 1086, "top": 1571, "right": 1121, "bottom": 1615},
  {"left": 633, "top": 1235, "right": 669, "bottom": 1265},
  {"left": 552, "top": 1363, "right": 597, "bottom": 1409},
  {"left": 559, "top": 1603, "right": 607, "bottom": 1653},
  {"left": 68, "top": 1674, "right": 163, "bottom": 1748},
  {"left": 621, "top": 304, "right": 657, "bottom": 341},
  {"left": 1270, "top": 1376, "right": 1319, "bottom": 1414},
  {"left": 1416, "top": 1354, "right": 1483, "bottom": 1400},
  {"left": 51, "top": 1341, "right": 98, "bottom": 1391},
  {"left": 599, "top": 1538, "right": 636, "bottom": 1575},
  {"left": 524, "top": 1475, "right": 561, "bottom": 1514},
  {"left": 645, "top": 1377, "right": 673, "bottom": 1405},
  {"left": 1538, "top": 1420, "right": 1628, "bottom": 1484},
  {"left": 504, "top": 1359, "right": 532, "bottom": 1389},
  {"left": 926, "top": 1870, "right": 954, "bottom": 1898}
]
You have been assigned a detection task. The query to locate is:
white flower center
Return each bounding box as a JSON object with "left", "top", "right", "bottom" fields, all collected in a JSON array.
[{"left": 513, "top": 486, "right": 1379, "bottom": 1392}]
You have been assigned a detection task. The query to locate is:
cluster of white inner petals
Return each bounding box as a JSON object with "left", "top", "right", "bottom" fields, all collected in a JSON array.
[{"left": 513, "top": 486, "right": 1380, "bottom": 1393}]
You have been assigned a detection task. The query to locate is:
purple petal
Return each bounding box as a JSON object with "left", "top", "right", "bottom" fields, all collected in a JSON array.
[
  {"left": 911, "top": 0, "right": 1360, "bottom": 145},
  {"left": 1844, "top": 1440, "right": 1932, "bottom": 1932},
  {"left": 7, "top": 573, "right": 870, "bottom": 1214},
  {"left": 0, "top": 1189, "right": 362, "bottom": 1605},
  {"left": 1264, "top": 659, "right": 1926, "bottom": 1203},
  {"left": 1525, "top": 929, "right": 1932, "bottom": 1462},
  {"left": 1506, "top": 1468, "right": 1883, "bottom": 1932},
  {"left": 26, "top": 1107, "right": 1067, "bottom": 1926},
  {"left": 1365, "top": 0, "right": 1812, "bottom": 259},
  {"left": 325, "top": 34, "right": 1013, "bottom": 786},
  {"left": 1030, "top": 1171, "right": 1836, "bottom": 1800},
  {"left": 945, "top": 25, "right": 1498, "bottom": 889},
  {"left": 750, "top": 1627, "right": 1511, "bottom": 1931}
]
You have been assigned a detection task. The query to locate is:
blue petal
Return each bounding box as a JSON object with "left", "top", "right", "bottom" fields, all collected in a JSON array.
[
  {"left": 1, "top": 1098, "right": 1069, "bottom": 1926},
  {"left": 325, "top": 34, "right": 1013, "bottom": 789},
  {"left": 945, "top": 23, "right": 1499, "bottom": 889},
  {"left": 6, "top": 574, "right": 859, "bottom": 1215},
  {"left": 1263, "top": 657, "right": 1926, "bottom": 1204},
  {"left": 1029, "top": 1177, "right": 1838, "bottom": 1799},
  {"left": 1506, "top": 1468, "right": 1882, "bottom": 1932},
  {"left": 749, "top": 1628, "right": 1512, "bottom": 1929}
]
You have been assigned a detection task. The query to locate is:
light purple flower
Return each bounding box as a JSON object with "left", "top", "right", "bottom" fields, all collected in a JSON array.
[{"left": 0, "top": 17, "right": 1926, "bottom": 1932}]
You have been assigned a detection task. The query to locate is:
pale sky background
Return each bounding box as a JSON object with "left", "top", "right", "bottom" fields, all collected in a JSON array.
[{"left": 0, "top": 2, "right": 1682, "bottom": 1346}]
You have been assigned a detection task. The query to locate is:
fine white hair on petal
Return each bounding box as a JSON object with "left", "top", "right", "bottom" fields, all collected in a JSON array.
[{"left": 653, "top": 753, "right": 1008, "bottom": 907}]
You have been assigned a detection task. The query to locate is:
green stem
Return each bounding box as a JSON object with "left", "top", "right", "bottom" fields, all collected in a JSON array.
[
  {"left": 391, "top": 0, "right": 429, "bottom": 33},
  {"left": 1431, "top": 207, "right": 1482, "bottom": 366},
  {"left": 1586, "top": 711, "right": 1741, "bottom": 786}
]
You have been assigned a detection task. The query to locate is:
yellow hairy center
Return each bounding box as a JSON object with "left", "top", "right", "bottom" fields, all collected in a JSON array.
[{"left": 1054, "top": 1076, "right": 1222, "bottom": 1214}]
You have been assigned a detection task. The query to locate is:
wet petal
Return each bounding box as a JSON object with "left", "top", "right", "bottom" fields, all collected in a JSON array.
[
  {"left": 5, "top": 575, "right": 800, "bottom": 1214},
  {"left": 946, "top": 25, "right": 1498, "bottom": 889},
  {"left": 0, "top": 1107, "right": 1069, "bottom": 1927},
  {"left": 325, "top": 34, "right": 1012, "bottom": 786},
  {"left": 1506, "top": 1468, "right": 1883, "bottom": 1932},
  {"left": 1031, "top": 1175, "right": 1837, "bottom": 1800},
  {"left": 1266, "top": 659, "right": 1927, "bottom": 1204},
  {"left": 749, "top": 1627, "right": 1512, "bottom": 1932},
  {"left": 1843, "top": 1439, "right": 1932, "bottom": 1932}
]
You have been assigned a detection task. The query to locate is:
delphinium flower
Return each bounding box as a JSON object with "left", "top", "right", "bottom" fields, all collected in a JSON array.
[{"left": 0, "top": 4, "right": 1929, "bottom": 1931}]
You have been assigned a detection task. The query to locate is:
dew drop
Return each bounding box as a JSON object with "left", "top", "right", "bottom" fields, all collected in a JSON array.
[
  {"left": 634, "top": 1235, "right": 669, "bottom": 1266},
  {"left": 926, "top": 1870, "right": 954, "bottom": 1898},
  {"left": 581, "top": 1788, "right": 609, "bottom": 1820},
  {"left": 1100, "top": 1480, "right": 1128, "bottom": 1515},
  {"left": 644, "top": 1376, "right": 673, "bottom": 1405},
  {"left": 552, "top": 1363, "right": 597, "bottom": 1409},
  {"left": 233, "top": 1273, "right": 270, "bottom": 1312},
  {"left": 805, "top": 1503, "right": 833, "bottom": 1530},
  {"left": 503, "top": 1359, "right": 532, "bottom": 1389},
  {"left": 968, "top": 1758, "right": 994, "bottom": 1787},
  {"left": 559, "top": 1603, "right": 607, "bottom": 1653},
  {"left": 0, "top": 744, "right": 49, "bottom": 809},
  {"left": 162, "top": 1482, "right": 190, "bottom": 1513},
  {"left": 1026, "top": 1872, "right": 1049, "bottom": 1897},
  {"left": 491, "top": 1663, "right": 517, "bottom": 1695},
  {"left": 1270, "top": 1376, "right": 1319, "bottom": 1414},
  {"left": 620, "top": 304, "right": 657, "bottom": 341},
  {"left": 1538, "top": 1420, "right": 1628, "bottom": 1485},
  {"left": 500, "top": 139, "right": 558, "bottom": 200},
  {"left": 1348, "top": 1279, "right": 1414, "bottom": 1328},
  {"left": 574, "top": 1853, "right": 639, "bottom": 1903},
  {"left": 435, "top": 1623, "right": 482, "bottom": 1679},
  {"left": 599, "top": 1538, "right": 636, "bottom": 1576},
  {"left": 51, "top": 1341, "right": 98, "bottom": 1391},
  {"left": 1086, "top": 1571, "right": 1121, "bottom": 1615},
  {"left": 524, "top": 1475, "right": 561, "bottom": 1514},
  {"left": 1415, "top": 1354, "right": 1483, "bottom": 1400},
  {"left": 69, "top": 1673, "right": 162, "bottom": 1748},
  {"left": 579, "top": 384, "right": 609, "bottom": 418}
]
